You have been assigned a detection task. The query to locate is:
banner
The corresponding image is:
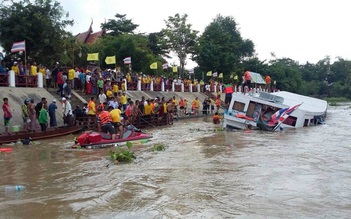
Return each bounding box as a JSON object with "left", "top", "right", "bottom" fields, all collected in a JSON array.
[
  {"left": 150, "top": 62, "right": 158, "bottom": 69},
  {"left": 206, "top": 71, "right": 212, "bottom": 76},
  {"left": 11, "top": 41, "right": 26, "bottom": 53},
  {"left": 162, "top": 63, "right": 168, "bottom": 70},
  {"left": 189, "top": 68, "right": 194, "bottom": 74},
  {"left": 105, "top": 56, "right": 116, "bottom": 64},
  {"left": 123, "top": 57, "right": 131, "bottom": 64},
  {"left": 87, "top": 53, "right": 99, "bottom": 61},
  {"left": 218, "top": 73, "right": 223, "bottom": 78},
  {"left": 172, "top": 66, "right": 178, "bottom": 73},
  {"left": 213, "top": 72, "right": 218, "bottom": 77}
]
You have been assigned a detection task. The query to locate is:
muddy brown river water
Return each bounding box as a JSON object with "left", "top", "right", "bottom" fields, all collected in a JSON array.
[{"left": 1, "top": 105, "right": 351, "bottom": 219}]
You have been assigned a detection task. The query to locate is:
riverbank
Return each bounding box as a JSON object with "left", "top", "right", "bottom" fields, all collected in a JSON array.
[{"left": 0, "top": 87, "right": 225, "bottom": 133}]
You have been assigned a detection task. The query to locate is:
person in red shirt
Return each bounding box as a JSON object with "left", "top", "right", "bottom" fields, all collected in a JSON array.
[
  {"left": 56, "top": 69, "right": 64, "bottom": 97},
  {"left": 2, "top": 97, "right": 12, "bottom": 135}
]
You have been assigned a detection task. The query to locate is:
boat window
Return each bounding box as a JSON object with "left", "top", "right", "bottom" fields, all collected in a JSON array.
[
  {"left": 247, "top": 102, "right": 259, "bottom": 118},
  {"left": 283, "top": 116, "right": 297, "bottom": 127},
  {"left": 233, "top": 101, "right": 245, "bottom": 112},
  {"left": 304, "top": 119, "right": 309, "bottom": 127}
]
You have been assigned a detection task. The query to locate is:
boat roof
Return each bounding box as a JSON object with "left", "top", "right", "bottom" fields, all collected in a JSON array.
[
  {"left": 273, "top": 91, "right": 327, "bottom": 113},
  {"left": 248, "top": 71, "right": 266, "bottom": 84}
]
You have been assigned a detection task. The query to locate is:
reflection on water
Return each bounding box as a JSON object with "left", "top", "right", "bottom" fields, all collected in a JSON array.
[{"left": 1, "top": 106, "right": 351, "bottom": 218}]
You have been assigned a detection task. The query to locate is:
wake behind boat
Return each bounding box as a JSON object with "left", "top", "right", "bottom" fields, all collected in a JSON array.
[{"left": 223, "top": 91, "right": 327, "bottom": 131}]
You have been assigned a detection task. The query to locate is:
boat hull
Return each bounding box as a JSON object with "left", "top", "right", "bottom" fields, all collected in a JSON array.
[
  {"left": 71, "top": 131, "right": 153, "bottom": 149},
  {"left": 0, "top": 126, "right": 82, "bottom": 144}
]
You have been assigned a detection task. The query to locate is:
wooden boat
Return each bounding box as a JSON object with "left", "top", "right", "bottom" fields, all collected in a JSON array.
[
  {"left": 0, "top": 125, "right": 82, "bottom": 144},
  {"left": 72, "top": 129, "right": 153, "bottom": 149},
  {"left": 223, "top": 91, "right": 327, "bottom": 131}
]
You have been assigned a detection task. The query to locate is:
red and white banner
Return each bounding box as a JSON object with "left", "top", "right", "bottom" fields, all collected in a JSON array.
[{"left": 11, "top": 41, "right": 26, "bottom": 53}]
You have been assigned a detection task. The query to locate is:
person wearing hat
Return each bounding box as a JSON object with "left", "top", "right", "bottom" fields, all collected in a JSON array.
[
  {"left": 11, "top": 61, "right": 19, "bottom": 75},
  {"left": 48, "top": 99, "right": 58, "bottom": 127},
  {"left": 21, "top": 98, "right": 30, "bottom": 132},
  {"left": 97, "top": 105, "right": 116, "bottom": 140}
]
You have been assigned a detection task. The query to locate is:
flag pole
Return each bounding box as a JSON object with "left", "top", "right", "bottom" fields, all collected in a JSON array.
[{"left": 24, "top": 40, "right": 27, "bottom": 75}]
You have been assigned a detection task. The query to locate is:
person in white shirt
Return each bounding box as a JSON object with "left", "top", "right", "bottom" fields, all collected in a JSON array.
[
  {"left": 98, "top": 90, "right": 107, "bottom": 104},
  {"left": 62, "top": 97, "right": 73, "bottom": 126},
  {"left": 45, "top": 67, "right": 51, "bottom": 88}
]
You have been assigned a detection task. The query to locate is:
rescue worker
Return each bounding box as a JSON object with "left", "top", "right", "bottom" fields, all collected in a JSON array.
[{"left": 97, "top": 105, "right": 116, "bottom": 140}]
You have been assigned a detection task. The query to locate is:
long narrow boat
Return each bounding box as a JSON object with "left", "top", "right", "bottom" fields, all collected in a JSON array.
[
  {"left": 0, "top": 125, "right": 82, "bottom": 144},
  {"left": 71, "top": 130, "right": 153, "bottom": 149}
]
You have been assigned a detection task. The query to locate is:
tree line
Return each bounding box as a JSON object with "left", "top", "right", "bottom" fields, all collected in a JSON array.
[{"left": 0, "top": 0, "right": 350, "bottom": 98}]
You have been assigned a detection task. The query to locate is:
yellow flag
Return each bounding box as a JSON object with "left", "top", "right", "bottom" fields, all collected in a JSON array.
[
  {"left": 218, "top": 73, "right": 223, "bottom": 78},
  {"left": 87, "top": 53, "right": 99, "bottom": 61},
  {"left": 150, "top": 62, "right": 157, "bottom": 69},
  {"left": 105, "top": 56, "right": 116, "bottom": 64},
  {"left": 206, "top": 71, "right": 212, "bottom": 76},
  {"left": 173, "top": 66, "right": 178, "bottom": 73}
]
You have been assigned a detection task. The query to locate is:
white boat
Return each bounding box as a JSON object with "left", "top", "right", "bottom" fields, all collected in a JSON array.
[{"left": 222, "top": 91, "right": 327, "bottom": 131}]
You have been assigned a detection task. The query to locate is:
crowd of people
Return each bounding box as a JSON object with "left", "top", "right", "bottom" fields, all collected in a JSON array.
[{"left": 1, "top": 61, "right": 279, "bottom": 135}]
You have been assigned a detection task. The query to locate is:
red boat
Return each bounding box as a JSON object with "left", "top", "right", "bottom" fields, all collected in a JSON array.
[{"left": 72, "top": 129, "right": 153, "bottom": 149}]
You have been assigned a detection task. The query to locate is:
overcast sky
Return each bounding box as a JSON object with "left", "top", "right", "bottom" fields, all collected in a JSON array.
[{"left": 60, "top": 0, "right": 351, "bottom": 68}]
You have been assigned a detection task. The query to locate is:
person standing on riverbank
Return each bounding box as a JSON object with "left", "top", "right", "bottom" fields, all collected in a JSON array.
[
  {"left": 28, "top": 99, "right": 36, "bottom": 132},
  {"left": 48, "top": 99, "right": 57, "bottom": 127},
  {"left": 2, "top": 97, "right": 12, "bottom": 134},
  {"left": 21, "top": 98, "right": 30, "bottom": 132}
]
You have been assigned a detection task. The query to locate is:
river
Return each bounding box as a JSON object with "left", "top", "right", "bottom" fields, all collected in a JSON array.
[{"left": 0, "top": 104, "right": 351, "bottom": 218}]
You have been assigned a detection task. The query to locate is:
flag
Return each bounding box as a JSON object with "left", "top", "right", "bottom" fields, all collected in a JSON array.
[
  {"left": 87, "top": 53, "right": 99, "bottom": 61},
  {"left": 162, "top": 63, "right": 168, "bottom": 70},
  {"left": 123, "top": 57, "right": 131, "bottom": 64},
  {"left": 150, "top": 62, "right": 158, "bottom": 69},
  {"left": 213, "top": 72, "right": 218, "bottom": 77},
  {"left": 173, "top": 66, "right": 178, "bottom": 73},
  {"left": 11, "top": 41, "right": 26, "bottom": 53},
  {"left": 218, "top": 73, "right": 223, "bottom": 78},
  {"left": 269, "top": 103, "right": 303, "bottom": 127},
  {"left": 206, "top": 71, "right": 212, "bottom": 76},
  {"left": 189, "top": 68, "right": 194, "bottom": 74},
  {"left": 105, "top": 56, "right": 116, "bottom": 64}
]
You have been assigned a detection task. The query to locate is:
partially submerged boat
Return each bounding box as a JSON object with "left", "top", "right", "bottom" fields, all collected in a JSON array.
[
  {"left": 0, "top": 125, "right": 82, "bottom": 144},
  {"left": 72, "top": 129, "right": 153, "bottom": 149},
  {"left": 223, "top": 91, "right": 327, "bottom": 131}
]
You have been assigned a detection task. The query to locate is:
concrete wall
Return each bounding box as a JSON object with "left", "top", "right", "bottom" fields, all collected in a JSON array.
[
  {"left": 0, "top": 87, "right": 225, "bottom": 133},
  {"left": 0, "top": 87, "right": 64, "bottom": 133}
]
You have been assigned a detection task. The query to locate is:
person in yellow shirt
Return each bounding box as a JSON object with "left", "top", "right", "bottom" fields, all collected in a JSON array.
[
  {"left": 11, "top": 62, "right": 20, "bottom": 75},
  {"left": 30, "top": 62, "right": 38, "bottom": 76},
  {"left": 87, "top": 97, "right": 96, "bottom": 116},
  {"left": 126, "top": 73, "right": 132, "bottom": 83},
  {"left": 106, "top": 88, "right": 113, "bottom": 99},
  {"left": 120, "top": 92, "right": 127, "bottom": 111},
  {"left": 109, "top": 105, "right": 123, "bottom": 138},
  {"left": 192, "top": 97, "right": 200, "bottom": 115},
  {"left": 68, "top": 68, "right": 75, "bottom": 87},
  {"left": 113, "top": 83, "right": 119, "bottom": 95},
  {"left": 144, "top": 100, "right": 153, "bottom": 116}
]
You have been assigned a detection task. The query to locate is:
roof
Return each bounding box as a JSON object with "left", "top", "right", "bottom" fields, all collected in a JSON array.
[
  {"left": 248, "top": 71, "right": 266, "bottom": 84},
  {"left": 75, "top": 22, "right": 105, "bottom": 45}
]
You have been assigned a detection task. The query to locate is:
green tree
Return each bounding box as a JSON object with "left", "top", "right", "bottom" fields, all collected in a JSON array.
[
  {"left": 161, "top": 13, "right": 199, "bottom": 78},
  {"left": 101, "top": 13, "right": 139, "bottom": 36},
  {"left": 87, "top": 34, "right": 157, "bottom": 74},
  {"left": 194, "top": 14, "right": 254, "bottom": 79},
  {"left": 147, "top": 32, "right": 169, "bottom": 58},
  {"left": 0, "top": 0, "right": 73, "bottom": 65}
]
